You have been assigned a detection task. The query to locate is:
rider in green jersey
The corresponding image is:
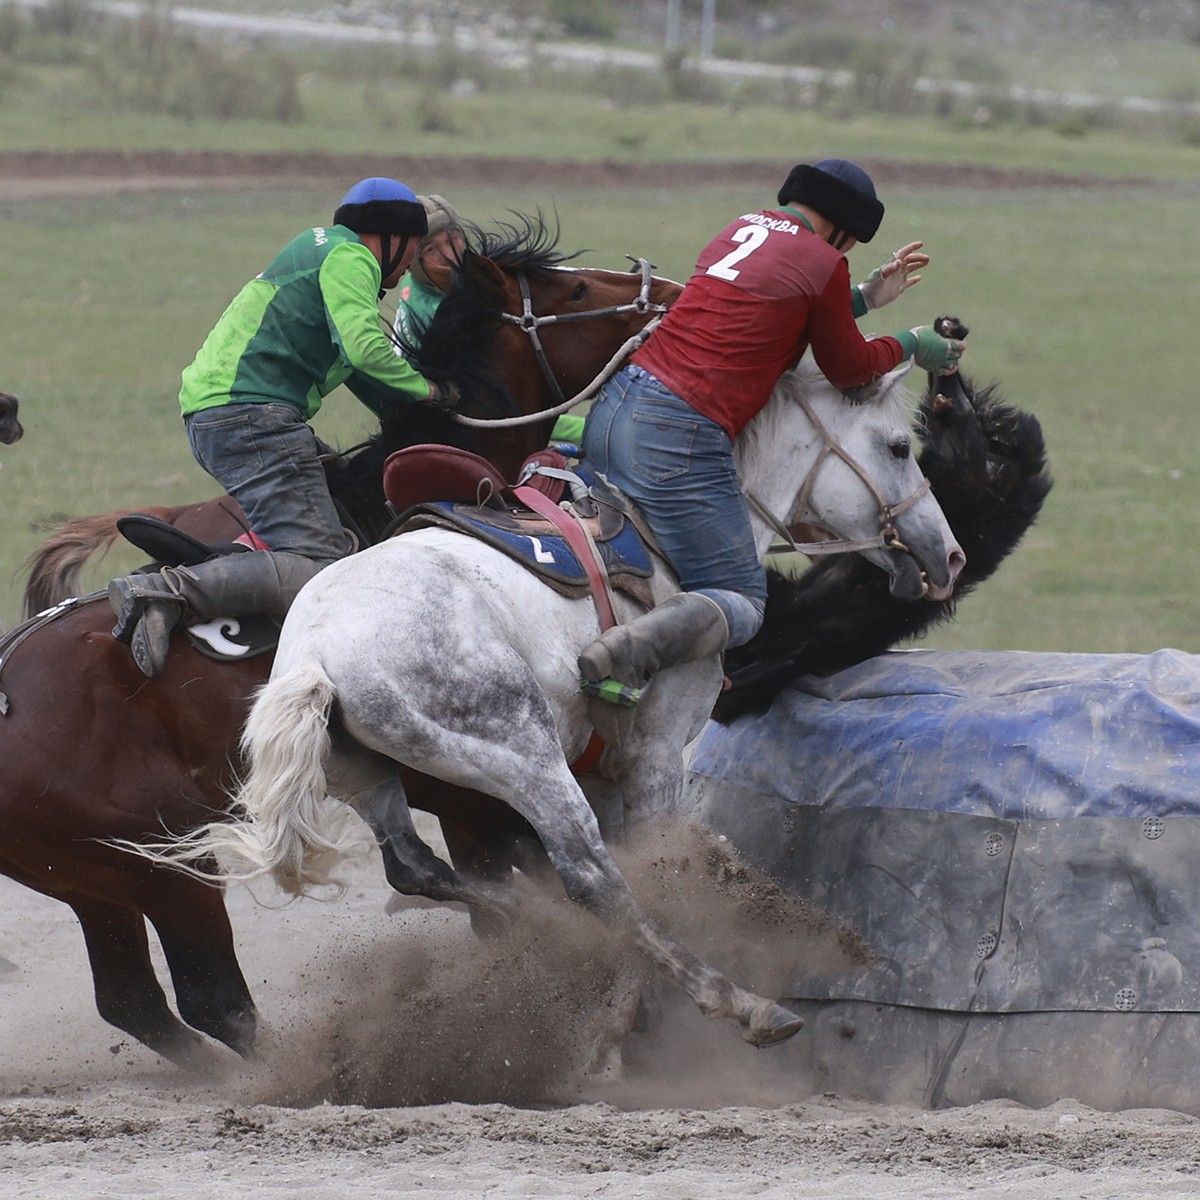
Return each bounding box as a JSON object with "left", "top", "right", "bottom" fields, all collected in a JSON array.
[{"left": 109, "top": 177, "right": 454, "bottom": 678}]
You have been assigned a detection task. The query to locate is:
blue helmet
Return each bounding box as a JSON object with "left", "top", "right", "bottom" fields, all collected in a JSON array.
[
  {"left": 777, "top": 158, "right": 884, "bottom": 243},
  {"left": 334, "top": 178, "right": 429, "bottom": 237}
]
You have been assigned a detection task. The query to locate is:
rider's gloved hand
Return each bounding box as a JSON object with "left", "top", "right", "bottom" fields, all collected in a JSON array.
[
  {"left": 909, "top": 325, "right": 965, "bottom": 375},
  {"left": 855, "top": 241, "right": 929, "bottom": 312},
  {"left": 425, "top": 380, "right": 462, "bottom": 410}
]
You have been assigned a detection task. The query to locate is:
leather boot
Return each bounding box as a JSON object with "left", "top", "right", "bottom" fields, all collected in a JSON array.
[
  {"left": 578, "top": 592, "right": 730, "bottom": 749},
  {"left": 109, "top": 552, "right": 323, "bottom": 678},
  {"left": 108, "top": 572, "right": 186, "bottom": 678}
]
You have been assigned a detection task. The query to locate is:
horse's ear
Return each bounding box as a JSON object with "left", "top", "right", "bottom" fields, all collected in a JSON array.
[
  {"left": 460, "top": 249, "right": 513, "bottom": 299},
  {"left": 847, "top": 359, "right": 912, "bottom": 406}
]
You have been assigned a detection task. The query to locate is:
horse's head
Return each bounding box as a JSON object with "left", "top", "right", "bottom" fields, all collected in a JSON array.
[
  {"left": 742, "top": 358, "right": 965, "bottom": 603},
  {"left": 407, "top": 213, "right": 679, "bottom": 477},
  {"left": 0, "top": 391, "right": 22, "bottom": 445},
  {"left": 716, "top": 352, "right": 1049, "bottom": 722},
  {"left": 485, "top": 258, "right": 679, "bottom": 431}
]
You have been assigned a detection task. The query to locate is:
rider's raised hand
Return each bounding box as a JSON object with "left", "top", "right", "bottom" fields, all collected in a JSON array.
[{"left": 858, "top": 241, "right": 929, "bottom": 310}]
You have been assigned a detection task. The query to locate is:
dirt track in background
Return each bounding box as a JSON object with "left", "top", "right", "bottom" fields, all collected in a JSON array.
[{"left": 0, "top": 150, "right": 1146, "bottom": 201}]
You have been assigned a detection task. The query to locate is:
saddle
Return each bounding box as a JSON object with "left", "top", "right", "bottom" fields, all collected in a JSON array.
[
  {"left": 383, "top": 443, "right": 574, "bottom": 514},
  {"left": 385, "top": 444, "right": 656, "bottom": 608},
  {"left": 112, "top": 446, "right": 657, "bottom": 667},
  {"left": 115, "top": 512, "right": 252, "bottom": 569},
  {"left": 113, "top": 514, "right": 282, "bottom": 662},
  {"left": 387, "top": 444, "right": 665, "bottom": 767}
]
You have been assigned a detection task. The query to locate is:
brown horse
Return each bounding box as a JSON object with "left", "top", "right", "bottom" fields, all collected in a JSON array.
[
  {"left": 0, "top": 391, "right": 21, "bottom": 446},
  {"left": 1, "top": 221, "right": 680, "bottom": 1067},
  {"left": 24, "top": 221, "right": 676, "bottom": 615}
]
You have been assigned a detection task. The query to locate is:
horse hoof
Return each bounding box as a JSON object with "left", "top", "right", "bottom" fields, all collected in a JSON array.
[
  {"left": 468, "top": 904, "right": 511, "bottom": 940},
  {"left": 743, "top": 1000, "right": 804, "bottom": 1047}
]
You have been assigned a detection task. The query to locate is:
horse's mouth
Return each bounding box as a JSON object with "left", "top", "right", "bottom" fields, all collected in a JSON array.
[
  {"left": 790, "top": 522, "right": 961, "bottom": 603},
  {"left": 887, "top": 558, "right": 929, "bottom": 601},
  {"left": 922, "top": 574, "right": 956, "bottom": 602},
  {"left": 888, "top": 549, "right": 962, "bottom": 603},
  {"left": 918, "top": 543, "right": 966, "bottom": 601}
]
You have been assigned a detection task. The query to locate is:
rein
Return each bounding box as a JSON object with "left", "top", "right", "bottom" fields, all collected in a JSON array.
[
  {"left": 0, "top": 594, "right": 100, "bottom": 716},
  {"left": 450, "top": 256, "right": 668, "bottom": 431},
  {"left": 746, "top": 390, "right": 932, "bottom": 559}
]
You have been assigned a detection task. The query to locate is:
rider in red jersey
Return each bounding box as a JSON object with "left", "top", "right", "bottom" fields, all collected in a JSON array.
[{"left": 577, "top": 158, "right": 964, "bottom": 727}]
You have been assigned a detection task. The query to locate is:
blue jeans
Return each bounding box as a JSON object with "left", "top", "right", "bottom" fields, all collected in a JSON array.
[
  {"left": 581, "top": 366, "right": 766, "bottom": 647},
  {"left": 185, "top": 402, "right": 351, "bottom": 564}
]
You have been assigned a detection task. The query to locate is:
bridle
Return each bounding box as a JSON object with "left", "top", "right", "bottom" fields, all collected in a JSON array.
[
  {"left": 745, "top": 390, "right": 932, "bottom": 560},
  {"left": 445, "top": 258, "right": 929, "bottom": 567},
  {"left": 450, "top": 256, "right": 669, "bottom": 430}
]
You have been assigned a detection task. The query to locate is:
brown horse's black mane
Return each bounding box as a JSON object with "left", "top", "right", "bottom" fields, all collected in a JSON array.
[
  {"left": 324, "top": 213, "right": 580, "bottom": 542},
  {"left": 470, "top": 212, "right": 577, "bottom": 273},
  {"left": 395, "top": 212, "right": 580, "bottom": 420},
  {"left": 713, "top": 364, "right": 1053, "bottom": 724}
]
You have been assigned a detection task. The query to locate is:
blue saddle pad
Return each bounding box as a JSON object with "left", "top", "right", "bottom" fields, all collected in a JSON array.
[
  {"left": 397, "top": 466, "right": 654, "bottom": 592},
  {"left": 410, "top": 498, "right": 653, "bottom": 589}
]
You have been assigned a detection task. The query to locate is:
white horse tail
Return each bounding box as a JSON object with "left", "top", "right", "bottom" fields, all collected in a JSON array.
[{"left": 203, "top": 661, "right": 371, "bottom": 896}]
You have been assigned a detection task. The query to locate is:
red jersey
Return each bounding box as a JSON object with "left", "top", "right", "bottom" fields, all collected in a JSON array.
[{"left": 632, "top": 207, "right": 906, "bottom": 438}]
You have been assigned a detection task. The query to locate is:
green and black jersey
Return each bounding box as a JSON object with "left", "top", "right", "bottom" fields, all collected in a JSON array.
[{"left": 179, "top": 225, "right": 431, "bottom": 420}]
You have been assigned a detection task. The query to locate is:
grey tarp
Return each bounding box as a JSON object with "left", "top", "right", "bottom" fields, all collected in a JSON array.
[{"left": 686, "top": 648, "right": 1200, "bottom": 1112}]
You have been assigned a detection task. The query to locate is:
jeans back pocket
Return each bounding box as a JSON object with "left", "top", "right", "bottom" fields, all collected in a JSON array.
[{"left": 630, "top": 407, "right": 699, "bottom": 483}]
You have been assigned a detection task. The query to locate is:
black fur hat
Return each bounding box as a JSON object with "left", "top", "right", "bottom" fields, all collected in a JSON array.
[
  {"left": 334, "top": 178, "right": 429, "bottom": 237},
  {"left": 777, "top": 159, "right": 884, "bottom": 243}
]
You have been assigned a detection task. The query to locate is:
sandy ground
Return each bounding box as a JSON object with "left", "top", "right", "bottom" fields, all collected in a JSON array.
[{"left": 3, "top": 819, "right": 1199, "bottom": 1200}]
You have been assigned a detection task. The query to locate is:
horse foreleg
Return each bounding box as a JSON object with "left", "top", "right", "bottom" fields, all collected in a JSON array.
[
  {"left": 499, "top": 764, "right": 803, "bottom": 1048},
  {"left": 605, "top": 662, "right": 722, "bottom": 837},
  {"left": 356, "top": 778, "right": 518, "bottom": 933},
  {"left": 142, "top": 873, "right": 257, "bottom": 1059},
  {"left": 69, "top": 896, "right": 212, "bottom": 1068}
]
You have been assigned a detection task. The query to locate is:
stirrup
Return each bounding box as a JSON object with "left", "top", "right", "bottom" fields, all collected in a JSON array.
[
  {"left": 108, "top": 576, "right": 179, "bottom": 643},
  {"left": 580, "top": 678, "right": 645, "bottom": 707},
  {"left": 128, "top": 598, "right": 185, "bottom": 678}
]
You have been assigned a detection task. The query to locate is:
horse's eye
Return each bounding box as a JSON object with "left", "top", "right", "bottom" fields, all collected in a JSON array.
[
  {"left": 570, "top": 282, "right": 588, "bottom": 302},
  {"left": 890, "top": 440, "right": 911, "bottom": 460}
]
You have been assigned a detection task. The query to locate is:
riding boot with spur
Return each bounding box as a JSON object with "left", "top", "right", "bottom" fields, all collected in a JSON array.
[
  {"left": 108, "top": 551, "right": 323, "bottom": 678},
  {"left": 578, "top": 591, "right": 730, "bottom": 748}
]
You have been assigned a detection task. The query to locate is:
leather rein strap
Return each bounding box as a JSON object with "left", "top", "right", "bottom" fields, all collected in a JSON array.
[{"left": 451, "top": 257, "right": 669, "bottom": 430}]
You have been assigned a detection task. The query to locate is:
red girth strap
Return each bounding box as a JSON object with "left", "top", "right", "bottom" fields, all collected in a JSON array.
[{"left": 511, "top": 484, "right": 611, "bottom": 774}]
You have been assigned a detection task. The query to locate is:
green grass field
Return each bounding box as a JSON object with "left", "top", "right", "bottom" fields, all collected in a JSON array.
[{"left": 3, "top": 48, "right": 1200, "bottom": 655}]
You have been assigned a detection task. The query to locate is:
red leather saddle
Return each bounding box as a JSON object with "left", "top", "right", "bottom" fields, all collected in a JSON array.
[{"left": 383, "top": 444, "right": 569, "bottom": 513}]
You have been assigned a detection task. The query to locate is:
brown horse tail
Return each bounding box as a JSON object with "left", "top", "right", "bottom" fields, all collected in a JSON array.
[{"left": 21, "top": 505, "right": 188, "bottom": 618}]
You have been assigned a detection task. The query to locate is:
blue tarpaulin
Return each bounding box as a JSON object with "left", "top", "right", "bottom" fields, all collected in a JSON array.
[
  {"left": 691, "top": 648, "right": 1200, "bottom": 820},
  {"left": 686, "top": 649, "right": 1200, "bottom": 1113}
]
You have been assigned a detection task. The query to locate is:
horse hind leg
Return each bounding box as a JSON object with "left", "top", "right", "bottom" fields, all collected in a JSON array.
[
  {"left": 70, "top": 897, "right": 214, "bottom": 1068},
  {"left": 496, "top": 762, "right": 803, "bottom": 1048},
  {"left": 357, "top": 778, "right": 518, "bottom": 935},
  {"left": 404, "top": 771, "right": 559, "bottom": 938},
  {"left": 144, "top": 875, "right": 258, "bottom": 1060}
]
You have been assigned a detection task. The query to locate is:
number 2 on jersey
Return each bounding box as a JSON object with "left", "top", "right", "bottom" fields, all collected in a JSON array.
[{"left": 705, "top": 224, "right": 770, "bottom": 281}]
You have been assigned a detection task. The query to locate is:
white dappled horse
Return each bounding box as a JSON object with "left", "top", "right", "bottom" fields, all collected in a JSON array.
[{"left": 167, "top": 355, "right": 964, "bottom": 1047}]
